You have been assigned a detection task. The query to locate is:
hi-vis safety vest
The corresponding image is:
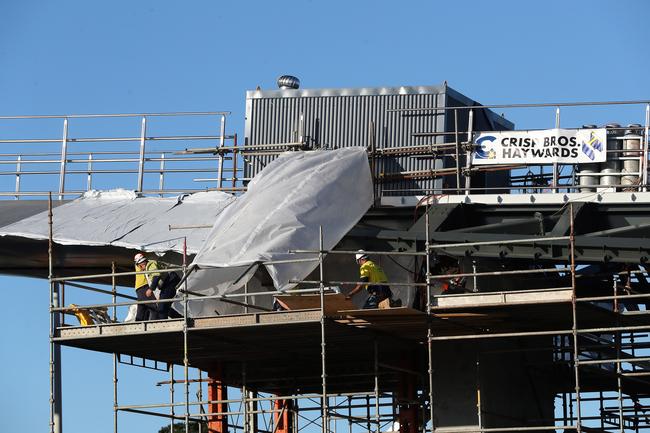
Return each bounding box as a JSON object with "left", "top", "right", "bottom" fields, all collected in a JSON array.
[
  {"left": 134, "top": 260, "right": 162, "bottom": 290},
  {"left": 359, "top": 260, "right": 388, "bottom": 285}
]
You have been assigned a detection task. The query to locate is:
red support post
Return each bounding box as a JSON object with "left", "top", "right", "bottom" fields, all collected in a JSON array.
[
  {"left": 273, "top": 398, "right": 293, "bottom": 433},
  {"left": 397, "top": 361, "right": 419, "bottom": 433},
  {"left": 208, "top": 367, "right": 228, "bottom": 433}
]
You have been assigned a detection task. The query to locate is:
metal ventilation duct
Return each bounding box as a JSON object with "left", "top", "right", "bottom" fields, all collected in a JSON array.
[{"left": 277, "top": 75, "right": 300, "bottom": 89}]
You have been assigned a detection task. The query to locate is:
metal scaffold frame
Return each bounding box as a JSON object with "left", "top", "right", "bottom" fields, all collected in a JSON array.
[
  {"left": 15, "top": 100, "right": 650, "bottom": 433},
  {"left": 47, "top": 204, "right": 650, "bottom": 433}
]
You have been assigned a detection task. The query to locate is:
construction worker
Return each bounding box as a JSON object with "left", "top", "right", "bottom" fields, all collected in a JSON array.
[
  {"left": 345, "top": 250, "right": 394, "bottom": 309},
  {"left": 134, "top": 253, "right": 181, "bottom": 320},
  {"left": 134, "top": 253, "right": 158, "bottom": 321}
]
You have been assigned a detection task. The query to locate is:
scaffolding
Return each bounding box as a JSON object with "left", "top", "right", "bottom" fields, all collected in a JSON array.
[{"left": 3, "top": 99, "right": 650, "bottom": 433}]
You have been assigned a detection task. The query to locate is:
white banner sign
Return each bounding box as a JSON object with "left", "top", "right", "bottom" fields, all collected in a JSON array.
[{"left": 472, "top": 128, "right": 607, "bottom": 165}]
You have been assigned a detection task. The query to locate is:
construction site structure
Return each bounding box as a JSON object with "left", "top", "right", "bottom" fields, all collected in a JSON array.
[{"left": 1, "top": 83, "right": 650, "bottom": 433}]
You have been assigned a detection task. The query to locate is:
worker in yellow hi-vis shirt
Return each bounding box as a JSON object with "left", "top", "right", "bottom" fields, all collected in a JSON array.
[
  {"left": 134, "top": 253, "right": 182, "bottom": 321},
  {"left": 345, "top": 250, "right": 394, "bottom": 309},
  {"left": 134, "top": 253, "right": 159, "bottom": 321}
]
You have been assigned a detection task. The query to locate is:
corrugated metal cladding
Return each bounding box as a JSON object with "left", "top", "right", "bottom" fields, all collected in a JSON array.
[{"left": 244, "top": 85, "right": 514, "bottom": 196}]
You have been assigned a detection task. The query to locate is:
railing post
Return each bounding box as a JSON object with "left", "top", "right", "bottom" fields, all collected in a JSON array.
[
  {"left": 137, "top": 116, "right": 147, "bottom": 193},
  {"left": 15, "top": 155, "right": 21, "bottom": 200},
  {"left": 159, "top": 153, "right": 165, "bottom": 197},
  {"left": 553, "top": 107, "right": 561, "bottom": 193},
  {"left": 643, "top": 104, "right": 649, "bottom": 191},
  {"left": 217, "top": 114, "right": 226, "bottom": 189},
  {"left": 87, "top": 153, "right": 93, "bottom": 191},
  {"left": 232, "top": 133, "right": 239, "bottom": 190},
  {"left": 464, "top": 109, "right": 474, "bottom": 194},
  {"left": 58, "top": 118, "right": 69, "bottom": 200}
]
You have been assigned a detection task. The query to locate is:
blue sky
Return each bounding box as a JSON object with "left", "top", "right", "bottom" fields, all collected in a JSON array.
[{"left": 1, "top": 1, "right": 650, "bottom": 432}]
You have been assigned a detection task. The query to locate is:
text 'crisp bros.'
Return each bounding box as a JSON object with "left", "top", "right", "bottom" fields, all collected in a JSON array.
[{"left": 471, "top": 128, "right": 607, "bottom": 165}]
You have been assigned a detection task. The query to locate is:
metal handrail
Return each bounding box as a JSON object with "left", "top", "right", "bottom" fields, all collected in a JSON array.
[{"left": 0, "top": 111, "right": 242, "bottom": 199}]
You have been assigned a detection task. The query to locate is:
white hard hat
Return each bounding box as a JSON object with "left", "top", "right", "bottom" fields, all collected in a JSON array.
[
  {"left": 134, "top": 253, "right": 147, "bottom": 265},
  {"left": 355, "top": 250, "right": 368, "bottom": 262}
]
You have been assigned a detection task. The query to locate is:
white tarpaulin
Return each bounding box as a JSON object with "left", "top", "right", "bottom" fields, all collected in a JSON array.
[
  {"left": 472, "top": 128, "right": 607, "bottom": 165},
  {"left": 185, "top": 147, "right": 373, "bottom": 316},
  {"left": 0, "top": 189, "right": 234, "bottom": 254}
]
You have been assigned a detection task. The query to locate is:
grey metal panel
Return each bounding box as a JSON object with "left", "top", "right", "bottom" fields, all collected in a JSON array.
[{"left": 244, "top": 85, "right": 513, "bottom": 195}]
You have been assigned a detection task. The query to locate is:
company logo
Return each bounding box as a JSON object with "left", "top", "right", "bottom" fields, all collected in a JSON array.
[
  {"left": 581, "top": 131, "right": 603, "bottom": 161},
  {"left": 475, "top": 135, "right": 497, "bottom": 159}
]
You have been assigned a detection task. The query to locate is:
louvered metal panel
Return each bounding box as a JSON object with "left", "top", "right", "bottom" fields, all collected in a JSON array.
[{"left": 244, "top": 85, "right": 513, "bottom": 196}]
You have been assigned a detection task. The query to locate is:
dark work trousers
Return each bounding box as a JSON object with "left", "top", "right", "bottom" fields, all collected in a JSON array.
[
  {"left": 157, "top": 272, "right": 182, "bottom": 319},
  {"left": 135, "top": 286, "right": 159, "bottom": 321},
  {"left": 363, "top": 285, "right": 392, "bottom": 309}
]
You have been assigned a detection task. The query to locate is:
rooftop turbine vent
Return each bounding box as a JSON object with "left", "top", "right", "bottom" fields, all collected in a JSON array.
[{"left": 277, "top": 75, "right": 300, "bottom": 89}]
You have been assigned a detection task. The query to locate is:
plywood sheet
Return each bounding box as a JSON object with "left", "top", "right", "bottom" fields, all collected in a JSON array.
[
  {"left": 274, "top": 293, "right": 356, "bottom": 314},
  {"left": 339, "top": 307, "right": 425, "bottom": 318}
]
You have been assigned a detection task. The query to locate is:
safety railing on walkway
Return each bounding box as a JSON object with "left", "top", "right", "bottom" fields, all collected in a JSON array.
[{"left": 0, "top": 112, "right": 243, "bottom": 199}]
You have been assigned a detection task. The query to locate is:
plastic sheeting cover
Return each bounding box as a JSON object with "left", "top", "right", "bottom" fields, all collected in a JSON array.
[
  {"left": 185, "top": 147, "right": 373, "bottom": 316},
  {"left": 0, "top": 189, "right": 234, "bottom": 254}
]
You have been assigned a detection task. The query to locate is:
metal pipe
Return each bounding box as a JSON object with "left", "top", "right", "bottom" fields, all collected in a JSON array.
[
  {"left": 87, "top": 154, "right": 93, "bottom": 190},
  {"left": 58, "top": 118, "right": 68, "bottom": 200},
  {"left": 159, "top": 153, "right": 165, "bottom": 197},
  {"left": 374, "top": 340, "right": 379, "bottom": 433},
  {"left": 242, "top": 364, "right": 247, "bottom": 433},
  {"left": 578, "top": 291, "right": 650, "bottom": 303},
  {"left": 112, "top": 261, "right": 118, "bottom": 433},
  {"left": 183, "top": 237, "right": 190, "bottom": 433},
  {"left": 553, "top": 107, "right": 560, "bottom": 193},
  {"left": 426, "top": 206, "right": 435, "bottom": 433},
  {"left": 454, "top": 109, "right": 461, "bottom": 193},
  {"left": 319, "top": 226, "right": 328, "bottom": 433},
  {"left": 0, "top": 111, "right": 230, "bottom": 119},
  {"left": 465, "top": 109, "right": 473, "bottom": 194},
  {"left": 51, "top": 267, "right": 184, "bottom": 282},
  {"left": 290, "top": 249, "right": 427, "bottom": 257},
  {"left": 476, "top": 354, "right": 482, "bottom": 431},
  {"left": 387, "top": 98, "right": 650, "bottom": 113},
  {"left": 640, "top": 104, "right": 650, "bottom": 191},
  {"left": 429, "top": 329, "right": 574, "bottom": 341},
  {"left": 15, "top": 154, "right": 21, "bottom": 199},
  {"left": 614, "top": 280, "right": 624, "bottom": 433},
  {"left": 570, "top": 202, "right": 581, "bottom": 433},
  {"left": 0, "top": 167, "right": 235, "bottom": 176},
  {"left": 0, "top": 155, "right": 230, "bottom": 163},
  {"left": 216, "top": 114, "right": 226, "bottom": 189},
  {"left": 48, "top": 193, "right": 62, "bottom": 433},
  {"left": 428, "top": 235, "right": 570, "bottom": 250},
  {"left": 53, "top": 283, "right": 579, "bottom": 314},
  {"left": 137, "top": 116, "right": 147, "bottom": 192},
  {"left": 170, "top": 365, "right": 175, "bottom": 433},
  {"left": 64, "top": 280, "right": 137, "bottom": 300},
  {"left": 113, "top": 353, "right": 118, "bottom": 433},
  {"left": 574, "top": 356, "right": 650, "bottom": 366},
  {"left": 116, "top": 398, "right": 396, "bottom": 412}
]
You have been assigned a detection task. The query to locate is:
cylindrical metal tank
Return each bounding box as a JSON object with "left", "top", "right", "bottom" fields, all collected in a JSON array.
[
  {"left": 579, "top": 124, "right": 600, "bottom": 192},
  {"left": 600, "top": 123, "right": 622, "bottom": 190},
  {"left": 621, "top": 123, "right": 643, "bottom": 189}
]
